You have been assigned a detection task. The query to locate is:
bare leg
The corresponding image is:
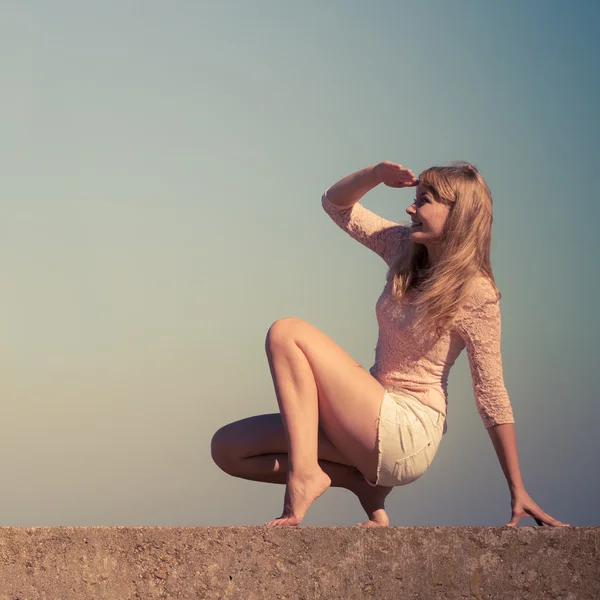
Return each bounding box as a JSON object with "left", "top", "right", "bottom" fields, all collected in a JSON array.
[
  {"left": 261, "top": 319, "right": 388, "bottom": 526},
  {"left": 212, "top": 443, "right": 393, "bottom": 526},
  {"left": 212, "top": 316, "right": 391, "bottom": 526},
  {"left": 211, "top": 410, "right": 393, "bottom": 526},
  {"left": 264, "top": 336, "right": 333, "bottom": 525},
  {"left": 249, "top": 455, "right": 393, "bottom": 526}
]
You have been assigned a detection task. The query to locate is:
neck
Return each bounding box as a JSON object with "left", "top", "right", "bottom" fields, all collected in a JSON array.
[{"left": 425, "top": 244, "right": 441, "bottom": 267}]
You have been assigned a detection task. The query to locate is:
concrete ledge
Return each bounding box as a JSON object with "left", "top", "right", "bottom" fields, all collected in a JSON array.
[{"left": 0, "top": 527, "right": 598, "bottom": 599}]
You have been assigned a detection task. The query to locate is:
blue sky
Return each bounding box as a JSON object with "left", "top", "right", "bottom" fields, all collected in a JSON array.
[{"left": 1, "top": 0, "right": 598, "bottom": 525}]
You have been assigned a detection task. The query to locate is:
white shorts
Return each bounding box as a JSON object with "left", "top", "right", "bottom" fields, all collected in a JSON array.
[{"left": 364, "top": 387, "right": 445, "bottom": 487}]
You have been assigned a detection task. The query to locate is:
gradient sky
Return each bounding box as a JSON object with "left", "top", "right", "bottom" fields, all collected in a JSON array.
[{"left": 1, "top": 0, "right": 598, "bottom": 526}]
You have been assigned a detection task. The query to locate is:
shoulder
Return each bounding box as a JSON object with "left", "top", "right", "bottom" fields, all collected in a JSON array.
[
  {"left": 454, "top": 276, "right": 501, "bottom": 330},
  {"left": 463, "top": 275, "right": 500, "bottom": 309}
]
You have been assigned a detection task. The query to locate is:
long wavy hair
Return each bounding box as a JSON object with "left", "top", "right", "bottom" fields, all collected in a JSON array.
[{"left": 386, "top": 161, "right": 501, "bottom": 336}]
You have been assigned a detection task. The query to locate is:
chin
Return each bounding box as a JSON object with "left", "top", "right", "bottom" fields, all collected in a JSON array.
[{"left": 409, "top": 232, "right": 428, "bottom": 245}]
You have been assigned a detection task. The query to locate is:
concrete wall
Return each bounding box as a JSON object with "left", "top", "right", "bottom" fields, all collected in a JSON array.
[{"left": 0, "top": 526, "right": 598, "bottom": 599}]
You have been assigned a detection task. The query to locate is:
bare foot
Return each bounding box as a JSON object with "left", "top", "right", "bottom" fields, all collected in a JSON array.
[
  {"left": 353, "top": 481, "right": 393, "bottom": 527},
  {"left": 355, "top": 509, "right": 390, "bottom": 527},
  {"left": 265, "top": 468, "right": 331, "bottom": 527}
]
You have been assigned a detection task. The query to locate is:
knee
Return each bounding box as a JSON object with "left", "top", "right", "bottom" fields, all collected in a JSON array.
[
  {"left": 265, "top": 317, "right": 302, "bottom": 350},
  {"left": 210, "top": 426, "right": 236, "bottom": 473}
]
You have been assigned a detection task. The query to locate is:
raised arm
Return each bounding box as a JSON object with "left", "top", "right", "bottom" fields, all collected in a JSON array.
[
  {"left": 325, "top": 164, "right": 383, "bottom": 207},
  {"left": 322, "top": 162, "right": 417, "bottom": 265},
  {"left": 325, "top": 162, "right": 417, "bottom": 207}
]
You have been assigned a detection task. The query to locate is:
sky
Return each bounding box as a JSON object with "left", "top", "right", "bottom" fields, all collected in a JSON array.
[{"left": 1, "top": 0, "right": 598, "bottom": 526}]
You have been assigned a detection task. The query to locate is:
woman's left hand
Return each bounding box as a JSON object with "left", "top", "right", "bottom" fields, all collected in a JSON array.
[{"left": 507, "top": 488, "right": 570, "bottom": 527}]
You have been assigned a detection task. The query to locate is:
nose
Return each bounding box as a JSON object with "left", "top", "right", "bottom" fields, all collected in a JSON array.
[{"left": 406, "top": 204, "right": 415, "bottom": 216}]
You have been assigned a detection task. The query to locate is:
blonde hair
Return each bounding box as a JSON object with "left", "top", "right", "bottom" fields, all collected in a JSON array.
[{"left": 386, "top": 161, "right": 501, "bottom": 336}]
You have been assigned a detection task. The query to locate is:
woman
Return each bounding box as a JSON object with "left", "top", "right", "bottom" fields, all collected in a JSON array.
[{"left": 211, "top": 161, "right": 570, "bottom": 528}]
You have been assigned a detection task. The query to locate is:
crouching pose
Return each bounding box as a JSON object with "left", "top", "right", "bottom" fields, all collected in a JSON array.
[{"left": 211, "top": 161, "right": 570, "bottom": 528}]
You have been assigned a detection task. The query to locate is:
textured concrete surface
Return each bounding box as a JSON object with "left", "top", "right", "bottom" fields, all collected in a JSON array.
[{"left": 0, "top": 526, "right": 598, "bottom": 599}]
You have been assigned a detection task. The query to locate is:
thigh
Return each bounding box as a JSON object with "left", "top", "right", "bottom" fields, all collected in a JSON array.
[
  {"left": 212, "top": 413, "right": 355, "bottom": 466},
  {"left": 267, "top": 318, "right": 387, "bottom": 480}
]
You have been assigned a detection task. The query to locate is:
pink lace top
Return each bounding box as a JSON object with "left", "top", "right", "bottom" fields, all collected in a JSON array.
[{"left": 322, "top": 191, "right": 515, "bottom": 434}]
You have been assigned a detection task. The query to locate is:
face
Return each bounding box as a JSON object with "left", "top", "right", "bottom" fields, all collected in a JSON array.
[{"left": 406, "top": 183, "right": 452, "bottom": 246}]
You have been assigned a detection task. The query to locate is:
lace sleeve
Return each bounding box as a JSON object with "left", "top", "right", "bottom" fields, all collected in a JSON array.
[
  {"left": 322, "top": 190, "right": 410, "bottom": 266},
  {"left": 455, "top": 279, "right": 515, "bottom": 429}
]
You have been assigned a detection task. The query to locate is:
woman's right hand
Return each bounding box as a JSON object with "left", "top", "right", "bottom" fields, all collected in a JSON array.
[{"left": 374, "top": 161, "right": 418, "bottom": 188}]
